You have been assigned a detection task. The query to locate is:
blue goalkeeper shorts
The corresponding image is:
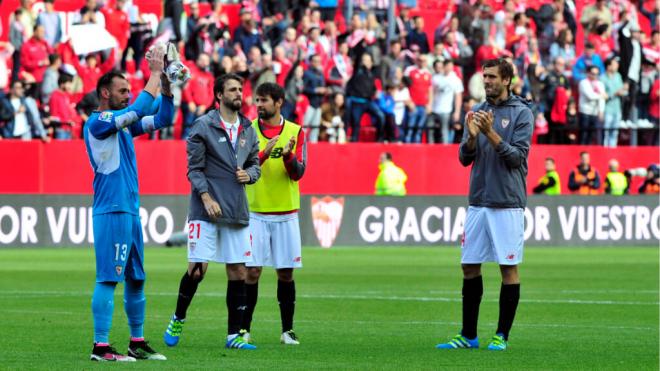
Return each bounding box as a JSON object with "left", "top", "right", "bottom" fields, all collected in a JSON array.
[{"left": 93, "top": 212, "right": 145, "bottom": 282}]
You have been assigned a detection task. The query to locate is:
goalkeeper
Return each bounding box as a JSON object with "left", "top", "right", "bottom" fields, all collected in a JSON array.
[{"left": 84, "top": 43, "right": 180, "bottom": 362}]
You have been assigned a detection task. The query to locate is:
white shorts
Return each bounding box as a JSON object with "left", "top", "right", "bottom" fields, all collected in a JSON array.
[
  {"left": 461, "top": 206, "right": 524, "bottom": 265},
  {"left": 187, "top": 220, "right": 253, "bottom": 264},
  {"left": 246, "top": 212, "right": 302, "bottom": 269}
]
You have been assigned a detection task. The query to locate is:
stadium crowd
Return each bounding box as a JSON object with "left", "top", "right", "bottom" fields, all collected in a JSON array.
[{"left": 0, "top": 0, "right": 658, "bottom": 145}]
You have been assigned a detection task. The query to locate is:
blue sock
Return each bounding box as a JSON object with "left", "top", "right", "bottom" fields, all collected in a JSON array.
[
  {"left": 92, "top": 282, "right": 117, "bottom": 344},
  {"left": 124, "top": 278, "right": 145, "bottom": 339}
]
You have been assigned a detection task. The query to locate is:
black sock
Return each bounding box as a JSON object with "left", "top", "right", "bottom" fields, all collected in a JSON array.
[
  {"left": 226, "top": 280, "right": 246, "bottom": 335},
  {"left": 174, "top": 272, "right": 202, "bottom": 320},
  {"left": 242, "top": 282, "right": 259, "bottom": 332},
  {"left": 461, "top": 276, "right": 483, "bottom": 340},
  {"left": 277, "top": 280, "right": 295, "bottom": 332},
  {"left": 496, "top": 283, "right": 520, "bottom": 340}
]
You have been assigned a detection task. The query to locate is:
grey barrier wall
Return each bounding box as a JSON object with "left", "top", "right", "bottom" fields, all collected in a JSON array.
[{"left": 0, "top": 195, "right": 658, "bottom": 247}]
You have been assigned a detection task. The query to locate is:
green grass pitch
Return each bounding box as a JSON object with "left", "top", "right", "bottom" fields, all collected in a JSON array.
[{"left": 0, "top": 246, "right": 657, "bottom": 370}]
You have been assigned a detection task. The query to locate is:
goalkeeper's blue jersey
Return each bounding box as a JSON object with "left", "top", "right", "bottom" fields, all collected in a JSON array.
[{"left": 83, "top": 92, "right": 156, "bottom": 216}]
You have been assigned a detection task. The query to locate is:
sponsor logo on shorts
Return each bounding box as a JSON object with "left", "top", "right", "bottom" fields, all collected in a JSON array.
[
  {"left": 293, "top": 256, "right": 301, "bottom": 263},
  {"left": 244, "top": 251, "right": 251, "bottom": 257},
  {"left": 506, "top": 253, "right": 515, "bottom": 261},
  {"left": 311, "top": 196, "right": 345, "bottom": 248},
  {"left": 461, "top": 232, "right": 465, "bottom": 247},
  {"left": 115, "top": 265, "right": 123, "bottom": 275},
  {"left": 189, "top": 241, "right": 196, "bottom": 251}
]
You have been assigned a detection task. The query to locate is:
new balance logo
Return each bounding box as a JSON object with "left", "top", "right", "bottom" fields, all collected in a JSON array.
[{"left": 270, "top": 147, "right": 284, "bottom": 158}]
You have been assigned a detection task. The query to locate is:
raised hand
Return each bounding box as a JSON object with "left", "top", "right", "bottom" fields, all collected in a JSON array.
[{"left": 282, "top": 136, "right": 296, "bottom": 156}]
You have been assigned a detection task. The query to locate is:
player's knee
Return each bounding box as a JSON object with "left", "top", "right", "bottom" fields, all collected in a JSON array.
[
  {"left": 461, "top": 264, "right": 481, "bottom": 279},
  {"left": 276, "top": 268, "right": 293, "bottom": 282},
  {"left": 189, "top": 263, "right": 206, "bottom": 282},
  {"left": 247, "top": 267, "right": 262, "bottom": 282}
]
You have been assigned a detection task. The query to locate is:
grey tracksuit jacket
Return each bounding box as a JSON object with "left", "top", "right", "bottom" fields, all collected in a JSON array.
[
  {"left": 458, "top": 95, "right": 534, "bottom": 209},
  {"left": 187, "top": 110, "right": 260, "bottom": 225}
]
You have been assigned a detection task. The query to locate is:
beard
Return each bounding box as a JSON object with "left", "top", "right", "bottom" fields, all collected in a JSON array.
[
  {"left": 109, "top": 97, "right": 129, "bottom": 110},
  {"left": 223, "top": 97, "right": 242, "bottom": 111},
  {"left": 258, "top": 108, "right": 276, "bottom": 120},
  {"left": 485, "top": 84, "right": 504, "bottom": 99}
]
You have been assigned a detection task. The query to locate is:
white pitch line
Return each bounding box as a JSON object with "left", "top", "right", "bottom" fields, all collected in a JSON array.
[
  {"left": 0, "top": 309, "right": 655, "bottom": 332},
  {"left": 0, "top": 290, "right": 658, "bottom": 306}
]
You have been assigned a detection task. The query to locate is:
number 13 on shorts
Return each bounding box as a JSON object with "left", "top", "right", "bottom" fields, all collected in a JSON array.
[{"left": 114, "top": 243, "right": 128, "bottom": 262}]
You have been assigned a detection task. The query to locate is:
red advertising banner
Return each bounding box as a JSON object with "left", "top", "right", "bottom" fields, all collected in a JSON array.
[{"left": 1, "top": 141, "right": 657, "bottom": 195}]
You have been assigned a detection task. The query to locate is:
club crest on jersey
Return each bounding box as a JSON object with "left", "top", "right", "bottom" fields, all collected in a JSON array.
[
  {"left": 311, "top": 196, "right": 345, "bottom": 248},
  {"left": 115, "top": 265, "right": 123, "bottom": 275},
  {"left": 99, "top": 112, "right": 113, "bottom": 122},
  {"left": 501, "top": 119, "right": 510, "bottom": 128}
]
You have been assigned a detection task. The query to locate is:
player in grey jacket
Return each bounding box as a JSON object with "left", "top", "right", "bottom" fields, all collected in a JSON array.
[
  {"left": 437, "top": 58, "right": 533, "bottom": 352},
  {"left": 164, "top": 73, "right": 260, "bottom": 351}
]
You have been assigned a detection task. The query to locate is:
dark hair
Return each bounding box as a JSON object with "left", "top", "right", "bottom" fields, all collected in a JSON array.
[
  {"left": 213, "top": 73, "right": 244, "bottom": 97},
  {"left": 384, "top": 83, "right": 395, "bottom": 91},
  {"left": 443, "top": 59, "right": 454, "bottom": 66},
  {"left": 605, "top": 56, "right": 619, "bottom": 68},
  {"left": 482, "top": 58, "right": 514, "bottom": 90},
  {"left": 580, "top": 151, "right": 588, "bottom": 157},
  {"left": 48, "top": 53, "right": 61, "bottom": 65},
  {"left": 588, "top": 65, "right": 600, "bottom": 74},
  {"left": 545, "top": 157, "right": 555, "bottom": 163},
  {"left": 14, "top": 9, "right": 23, "bottom": 17},
  {"left": 255, "top": 82, "right": 285, "bottom": 104},
  {"left": 556, "top": 29, "right": 571, "bottom": 45},
  {"left": 58, "top": 74, "right": 73, "bottom": 86},
  {"left": 96, "top": 71, "right": 127, "bottom": 97},
  {"left": 652, "top": 30, "right": 660, "bottom": 37},
  {"left": 584, "top": 41, "right": 595, "bottom": 49},
  {"left": 383, "top": 152, "right": 392, "bottom": 161}
]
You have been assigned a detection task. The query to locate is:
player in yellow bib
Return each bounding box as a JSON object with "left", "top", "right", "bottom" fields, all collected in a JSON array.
[{"left": 241, "top": 82, "right": 307, "bottom": 345}]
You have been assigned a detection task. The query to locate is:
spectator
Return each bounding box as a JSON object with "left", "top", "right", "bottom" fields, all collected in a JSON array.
[
  {"left": 587, "top": 22, "right": 614, "bottom": 61},
  {"left": 380, "top": 39, "right": 410, "bottom": 87},
  {"left": 278, "top": 27, "right": 300, "bottom": 63},
  {"left": 406, "top": 16, "right": 429, "bottom": 54},
  {"left": 303, "top": 54, "right": 328, "bottom": 143},
  {"left": 639, "top": 0, "right": 659, "bottom": 31},
  {"left": 76, "top": 90, "right": 99, "bottom": 125},
  {"left": 638, "top": 164, "right": 660, "bottom": 194},
  {"left": 568, "top": 151, "right": 601, "bottom": 195},
  {"left": 102, "top": 0, "right": 130, "bottom": 56},
  {"left": 20, "top": 24, "right": 53, "bottom": 87},
  {"left": 374, "top": 152, "right": 407, "bottom": 196},
  {"left": 429, "top": 59, "right": 463, "bottom": 144},
  {"left": 601, "top": 57, "right": 627, "bottom": 148},
  {"left": 283, "top": 63, "right": 304, "bottom": 122},
  {"left": 273, "top": 46, "right": 293, "bottom": 87},
  {"left": 403, "top": 53, "right": 432, "bottom": 143},
  {"left": 618, "top": 21, "right": 644, "bottom": 127},
  {"left": 233, "top": 8, "right": 263, "bottom": 55},
  {"left": 542, "top": 56, "right": 571, "bottom": 142},
  {"left": 392, "top": 72, "right": 414, "bottom": 139},
  {"left": 578, "top": 65, "right": 607, "bottom": 145},
  {"left": 181, "top": 53, "right": 214, "bottom": 139},
  {"left": 572, "top": 42, "right": 605, "bottom": 82},
  {"left": 549, "top": 29, "right": 576, "bottom": 66},
  {"left": 533, "top": 157, "right": 561, "bottom": 195},
  {"left": 580, "top": 0, "right": 612, "bottom": 33},
  {"left": 376, "top": 84, "right": 398, "bottom": 143},
  {"left": 0, "top": 42, "right": 15, "bottom": 92},
  {"left": 9, "top": 9, "right": 28, "bottom": 82},
  {"left": 604, "top": 159, "right": 628, "bottom": 195},
  {"left": 644, "top": 75, "right": 659, "bottom": 146},
  {"left": 48, "top": 74, "right": 81, "bottom": 139},
  {"left": 73, "top": 0, "right": 105, "bottom": 27},
  {"left": 325, "top": 40, "right": 352, "bottom": 91},
  {"left": 0, "top": 80, "right": 48, "bottom": 141},
  {"left": 37, "top": 0, "right": 62, "bottom": 47},
  {"left": 11, "top": 0, "right": 36, "bottom": 40},
  {"left": 41, "top": 53, "right": 61, "bottom": 105},
  {"left": 72, "top": 51, "right": 116, "bottom": 95},
  {"left": 345, "top": 53, "right": 384, "bottom": 142},
  {"left": 320, "top": 91, "right": 347, "bottom": 143}
]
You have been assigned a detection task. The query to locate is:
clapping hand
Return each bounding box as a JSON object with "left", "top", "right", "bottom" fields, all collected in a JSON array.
[{"left": 282, "top": 136, "right": 296, "bottom": 156}]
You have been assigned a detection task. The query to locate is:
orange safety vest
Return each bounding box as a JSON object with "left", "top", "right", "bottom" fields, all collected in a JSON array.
[
  {"left": 643, "top": 182, "right": 660, "bottom": 194},
  {"left": 574, "top": 167, "right": 599, "bottom": 195}
]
